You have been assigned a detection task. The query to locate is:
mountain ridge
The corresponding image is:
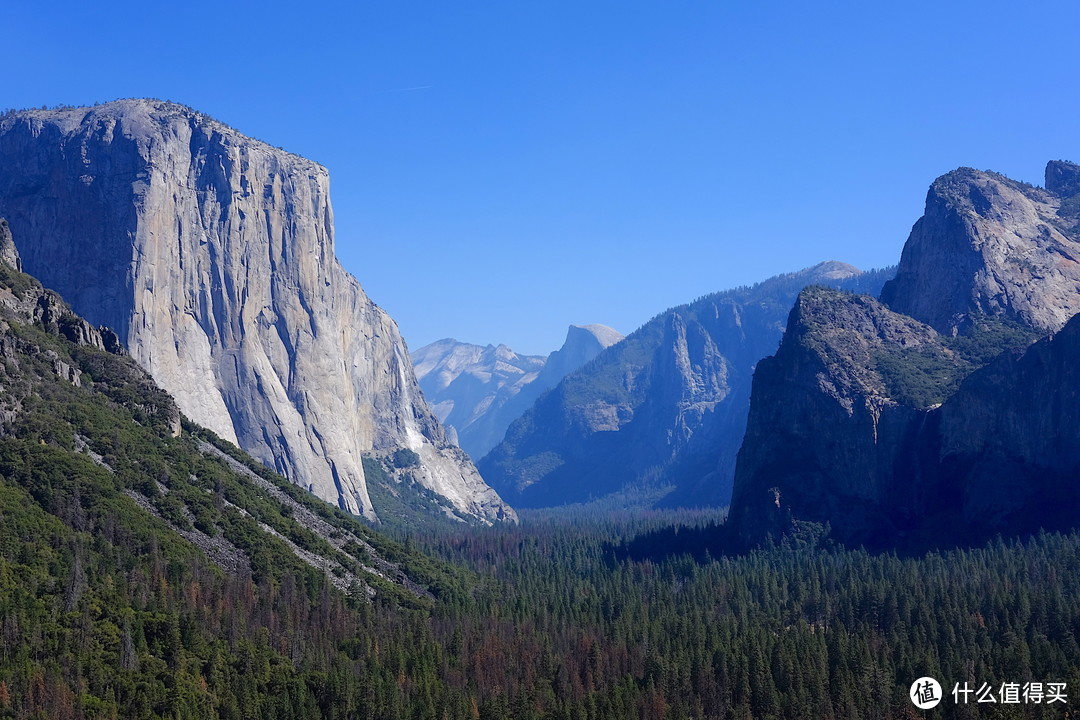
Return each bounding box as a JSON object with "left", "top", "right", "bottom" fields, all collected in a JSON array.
[{"left": 0, "top": 231, "right": 482, "bottom": 715}]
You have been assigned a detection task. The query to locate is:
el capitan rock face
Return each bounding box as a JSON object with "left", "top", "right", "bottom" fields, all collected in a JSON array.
[
  {"left": 730, "top": 160, "right": 1080, "bottom": 548},
  {"left": 0, "top": 99, "right": 513, "bottom": 523}
]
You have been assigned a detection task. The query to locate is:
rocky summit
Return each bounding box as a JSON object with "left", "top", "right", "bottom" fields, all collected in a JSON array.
[
  {"left": 730, "top": 160, "right": 1080, "bottom": 548},
  {"left": 412, "top": 324, "right": 624, "bottom": 460},
  {"left": 881, "top": 164, "right": 1080, "bottom": 334},
  {"left": 0, "top": 99, "right": 513, "bottom": 523}
]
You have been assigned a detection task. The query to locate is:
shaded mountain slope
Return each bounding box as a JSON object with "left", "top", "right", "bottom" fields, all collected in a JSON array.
[
  {"left": 480, "top": 262, "right": 893, "bottom": 509},
  {"left": 730, "top": 160, "right": 1080, "bottom": 549},
  {"left": 933, "top": 311, "right": 1080, "bottom": 537}
]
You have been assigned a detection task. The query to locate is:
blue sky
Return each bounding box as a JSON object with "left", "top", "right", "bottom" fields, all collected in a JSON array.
[{"left": 4, "top": 1, "right": 1079, "bottom": 354}]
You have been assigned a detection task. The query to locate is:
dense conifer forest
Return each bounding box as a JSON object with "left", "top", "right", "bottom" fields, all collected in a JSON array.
[
  {"left": 397, "top": 515, "right": 1080, "bottom": 720},
  {"left": 8, "top": 473, "right": 1080, "bottom": 720}
]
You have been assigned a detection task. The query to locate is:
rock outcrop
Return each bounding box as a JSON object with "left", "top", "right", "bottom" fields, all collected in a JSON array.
[
  {"left": 727, "top": 287, "right": 964, "bottom": 547},
  {"left": 0, "top": 99, "right": 513, "bottom": 523},
  {"left": 730, "top": 161, "right": 1080, "bottom": 548},
  {"left": 479, "top": 262, "right": 893, "bottom": 509},
  {"left": 0, "top": 222, "right": 123, "bottom": 356},
  {"left": 881, "top": 164, "right": 1080, "bottom": 335},
  {"left": 412, "top": 324, "right": 623, "bottom": 460},
  {"left": 0, "top": 219, "right": 21, "bottom": 272}
]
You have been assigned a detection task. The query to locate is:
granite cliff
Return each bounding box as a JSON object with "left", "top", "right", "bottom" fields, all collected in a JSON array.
[
  {"left": 0, "top": 224, "right": 439, "bottom": 599},
  {"left": 412, "top": 324, "right": 623, "bottom": 459},
  {"left": 881, "top": 163, "right": 1080, "bottom": 334},
  {"left": 0, "top": 99, "right": 513, "bottom": 523},
  {"left": 727, "top": 287, "right": 967, "bottom": 547},
  {"left": 730, "top": 160, "right": 1080, "bottom": 548},
  {"left": 479, "top": 262, "right": 893, "bottom": 509}
]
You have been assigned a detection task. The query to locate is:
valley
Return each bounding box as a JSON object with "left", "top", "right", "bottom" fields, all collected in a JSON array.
[{"left": 0, "top": 95, "right": 1078, "bottom": 719}]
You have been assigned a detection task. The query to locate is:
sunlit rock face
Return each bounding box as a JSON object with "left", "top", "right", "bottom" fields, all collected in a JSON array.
[
  {"left": 882, "top": 164, "right": 1080, "bottom": 335},
  {"left": 0, "top": 99, "right": 514, "bottom": 523}
]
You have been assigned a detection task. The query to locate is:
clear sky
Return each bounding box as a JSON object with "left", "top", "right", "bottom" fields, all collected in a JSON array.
[{"left": 3, "top": 1, "right": 1078, "bottom": 355}]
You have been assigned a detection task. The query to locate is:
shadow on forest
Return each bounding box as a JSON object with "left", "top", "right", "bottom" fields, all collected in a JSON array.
[
  {"left": 608, "top": 520, "right": 744, "bottom": 564},
  {"left": 608, "top": 515, "right": 1080, "bottom": 566}
]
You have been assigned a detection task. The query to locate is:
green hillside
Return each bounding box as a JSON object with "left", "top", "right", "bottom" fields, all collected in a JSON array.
[{"left": 0, "top": 259, "right": 470, "bottom": 718}]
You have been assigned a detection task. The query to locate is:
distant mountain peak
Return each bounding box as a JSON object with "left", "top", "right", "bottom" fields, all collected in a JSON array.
[
  {"left": 802, "top": 260, "right": 862, "bottom": 281},
  {"left": 479, "top": 265, "right": 895, "bottom": 510},
  {"left": 412, "top": 323, "right": 623, "bottom": 460},
  {"left": 541, "top": 324, "right": 625, "bottom": 383},
  {"left": 568, "top": 323, "right": 624, "bottom": 349}
]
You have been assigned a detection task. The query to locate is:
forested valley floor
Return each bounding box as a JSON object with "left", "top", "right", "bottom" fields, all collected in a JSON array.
[
  {"left": 388, "top": 511, "right": 1080, "bottom": 720},
  {"left": 4, "top": 483, "right": 1080, "bottom": 719}
]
